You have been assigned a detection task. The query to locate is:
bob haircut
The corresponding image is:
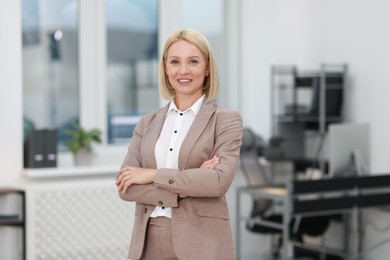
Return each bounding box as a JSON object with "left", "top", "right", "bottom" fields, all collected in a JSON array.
[{"left": 159, "top": 28, "right": 219, "bottom": 102}]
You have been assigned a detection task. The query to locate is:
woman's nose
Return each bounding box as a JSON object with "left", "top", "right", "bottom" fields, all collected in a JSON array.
[{"left": 179, "top": 64, "right": 189, "bottom": 74}]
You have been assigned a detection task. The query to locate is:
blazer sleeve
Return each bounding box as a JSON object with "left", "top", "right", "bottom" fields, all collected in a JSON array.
[
  {"left": 154, "top": 109, "right": 243, "bottom": 198},
  {"left": 118, "top": 115, "right": 179, "bottom": 208}
]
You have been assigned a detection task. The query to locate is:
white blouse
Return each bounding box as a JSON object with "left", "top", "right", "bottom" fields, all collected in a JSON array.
[{"left": 150, "top": 95, "right": 205, "bottom": 218}]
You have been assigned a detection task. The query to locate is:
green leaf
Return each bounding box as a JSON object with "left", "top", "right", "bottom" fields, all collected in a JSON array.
[{"left": 62, "top": 121, "right": 102, "bottom": 153}]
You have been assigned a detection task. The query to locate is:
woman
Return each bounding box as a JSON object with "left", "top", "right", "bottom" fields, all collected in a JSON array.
[{"left": 116, "top": 28, "right": 242, "bottom": 260}]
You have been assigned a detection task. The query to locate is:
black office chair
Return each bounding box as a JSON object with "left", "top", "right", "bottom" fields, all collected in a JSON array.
[{"left": 240, "top": 128, "right": 331, "bottom": 258}]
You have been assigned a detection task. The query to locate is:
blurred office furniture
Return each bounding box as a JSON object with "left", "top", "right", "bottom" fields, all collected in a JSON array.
[
  {"left": 238, "top": 128, "right": 286, "bottom": 257},
  {"left": 328, "top": 123, "right": 370, "bottom": 178},
  {"left": 238, "top": 128, "right": 331, "bottom": 259},
  {"left": 236, "top": 173, "right": 390, "bottom": 260},
  {"left": 271, "top": 63, "right": 347, "bottom": 175},
  {"left": 0, "top": 187, "right": 26, "bottom": 260},
  {"left": 264, "top": 136, "right": 285, "bottom": 162}
]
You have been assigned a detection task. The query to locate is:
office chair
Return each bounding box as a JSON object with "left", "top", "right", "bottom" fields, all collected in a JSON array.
[
  {"left": 240, "top": 128, "right": 331, "bottom": 258},
  {"left": 240, "top": 128, "right": 277, "bottom": 230}
]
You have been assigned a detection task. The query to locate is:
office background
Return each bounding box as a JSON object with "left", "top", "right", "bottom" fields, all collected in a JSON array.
[{"left": 1, "top": 0, "right": 390, "bottom": 259}]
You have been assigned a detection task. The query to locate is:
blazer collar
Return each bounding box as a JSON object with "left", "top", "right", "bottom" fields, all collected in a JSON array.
[{"left": 178, "top": 101, "right": 216, "bottom": 169}]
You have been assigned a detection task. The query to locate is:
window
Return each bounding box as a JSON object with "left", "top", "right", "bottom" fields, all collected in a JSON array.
[
  {"left": 21, "top": 0, "right": 228, "bottom": 156},
  {"left": 106, "top": 0, "right": 159, "bottom": 144},
  {"left": 22, "top": 0, "right": 79, "bottom": 148}
]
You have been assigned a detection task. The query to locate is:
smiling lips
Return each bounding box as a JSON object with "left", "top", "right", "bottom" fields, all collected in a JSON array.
[{"left": 178, "top": 78, "right": 192, "bottom": 84}]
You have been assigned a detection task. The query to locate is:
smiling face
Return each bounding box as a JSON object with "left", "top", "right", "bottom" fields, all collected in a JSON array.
[{"left": 164, "top": 40, "right": 209, "bottom": 103}]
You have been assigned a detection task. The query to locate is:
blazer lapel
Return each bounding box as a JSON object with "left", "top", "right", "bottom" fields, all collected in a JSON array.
[
  {"left": 178, "top": 101, "right": 216, "bottom": 169},
  {"left": 142, "top": 104, "right": 169, "bottom": 168}
]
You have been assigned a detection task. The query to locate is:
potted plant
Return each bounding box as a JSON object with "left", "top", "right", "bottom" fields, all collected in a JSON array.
[{"left": 64, "top": 121, "right": 102, "bottom": 166}]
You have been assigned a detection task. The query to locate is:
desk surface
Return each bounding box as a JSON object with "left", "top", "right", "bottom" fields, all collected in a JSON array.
[{"left": 239, "top": 186, "right": 288, "bottom": 198}]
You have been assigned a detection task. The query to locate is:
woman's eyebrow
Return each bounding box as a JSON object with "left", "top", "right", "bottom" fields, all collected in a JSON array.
[{"left": 167, "top": 55, "right": 200, "bottom": 59}]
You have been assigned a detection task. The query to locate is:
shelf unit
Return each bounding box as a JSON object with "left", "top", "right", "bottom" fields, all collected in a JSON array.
[
  {"left": 271, "top": 63, "right": 347, "bottom": 175},
  {"left": 0, "top": 188, "right": 26, "bottom": 260}
]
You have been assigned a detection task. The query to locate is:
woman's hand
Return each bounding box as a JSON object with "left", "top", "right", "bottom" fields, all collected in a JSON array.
[
  {"left": 200, "top": 155, "right": 220, "bottom": 169},
  {"left": 116, "top": 167, "right": 157, "bottom": 194}
]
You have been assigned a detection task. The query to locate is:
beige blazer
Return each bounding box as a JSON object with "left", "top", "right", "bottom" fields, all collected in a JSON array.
[{"left": 119, "top": 101, "right": 243, "bottom": 260}]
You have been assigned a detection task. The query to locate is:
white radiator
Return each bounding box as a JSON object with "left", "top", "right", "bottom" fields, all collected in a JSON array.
[{"left": 26, "top": 177, "right": 135, "bottom": 260}]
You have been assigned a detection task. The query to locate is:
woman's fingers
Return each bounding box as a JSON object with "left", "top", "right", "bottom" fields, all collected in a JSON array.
[
  {"left": 116, "top": 167, "right": 156, "bottom": 193},
  {"left": 201, "top": 156, "right": 220, "bottom": 169},
  {"left": 116, "top": 167, "right": 132, "bottom": 191},
  {"left": 118, "top": 166, "right": 131, "bottom": 174},
  {"left": 117, "top": 174, "right": 128, "bottom": 192},
  {"left": 119, "top": 178, "right": 131, "bottom": 193},
  {"left": 115, "top": 171, "right": 126, "bottom": 185}
]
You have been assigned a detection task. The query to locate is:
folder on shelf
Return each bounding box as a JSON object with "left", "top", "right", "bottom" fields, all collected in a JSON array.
[
  {"left": 24, "top": 129, "right": 57, "bottom": 168},
  {"left": 24, "top": 129, "right": 45, "bottom": 168},
  {"left": 44, "top": 129, "right": 57, "bottom": 167}
]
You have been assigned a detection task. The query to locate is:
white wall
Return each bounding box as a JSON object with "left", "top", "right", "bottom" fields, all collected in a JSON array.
[{"left": 0, "top": 1, "right": 23, "bottom": 184}]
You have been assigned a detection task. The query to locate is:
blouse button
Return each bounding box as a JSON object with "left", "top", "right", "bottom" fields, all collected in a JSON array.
[
  {"left": 158, "top": 201, "right": 163, "bottom": 205},
  {"left": 169, "top": 179, "right": 174, "bottom": 184}
]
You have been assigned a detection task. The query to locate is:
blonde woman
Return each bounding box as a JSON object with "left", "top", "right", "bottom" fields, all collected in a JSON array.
[{"left": 116, "top": 28, "right": 242, "bottom": 260}]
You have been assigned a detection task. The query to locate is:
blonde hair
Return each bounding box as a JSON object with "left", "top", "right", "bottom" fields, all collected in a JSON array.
[{"left": 159, "top": 28, "right": 219, "bottom": 102}]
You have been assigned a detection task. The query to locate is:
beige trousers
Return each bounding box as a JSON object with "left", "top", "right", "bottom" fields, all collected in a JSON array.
[{"left": 139, "top": 217, "right": 179, "bottom": 260}]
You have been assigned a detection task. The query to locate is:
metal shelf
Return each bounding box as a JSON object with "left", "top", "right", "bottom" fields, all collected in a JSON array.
[{"left": 270, "top": 63, "right": 348, "bottom": 175}]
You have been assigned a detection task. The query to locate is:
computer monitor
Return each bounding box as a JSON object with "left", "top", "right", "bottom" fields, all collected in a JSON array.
[{"left": 328, "top": 123, "right": 370, "bottom": 177}]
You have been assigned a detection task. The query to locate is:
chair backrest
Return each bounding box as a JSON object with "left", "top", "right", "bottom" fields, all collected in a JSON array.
[
  {"left": 240, "top": 128, "right": 270, "bottom": 186},
  {"left": 240, "top": 128, "right": 272, "bottom": 216}
]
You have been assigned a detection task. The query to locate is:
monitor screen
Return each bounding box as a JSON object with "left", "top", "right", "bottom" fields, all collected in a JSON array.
[{"left": 328, "top": 123, "right": 370, "bottom": 177}]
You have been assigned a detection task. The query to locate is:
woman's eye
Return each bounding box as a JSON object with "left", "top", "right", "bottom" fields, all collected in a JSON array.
[
  {"left": 190, "top": 60, "right": 199, "bottom": 64},
  {"left": 170, "top": 60, "right": 179, "bottom": 64}
]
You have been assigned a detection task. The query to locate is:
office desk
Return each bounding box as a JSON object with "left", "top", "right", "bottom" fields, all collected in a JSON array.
[{"left": 236, "top": 174, "right": 390, "bottom": 259}]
